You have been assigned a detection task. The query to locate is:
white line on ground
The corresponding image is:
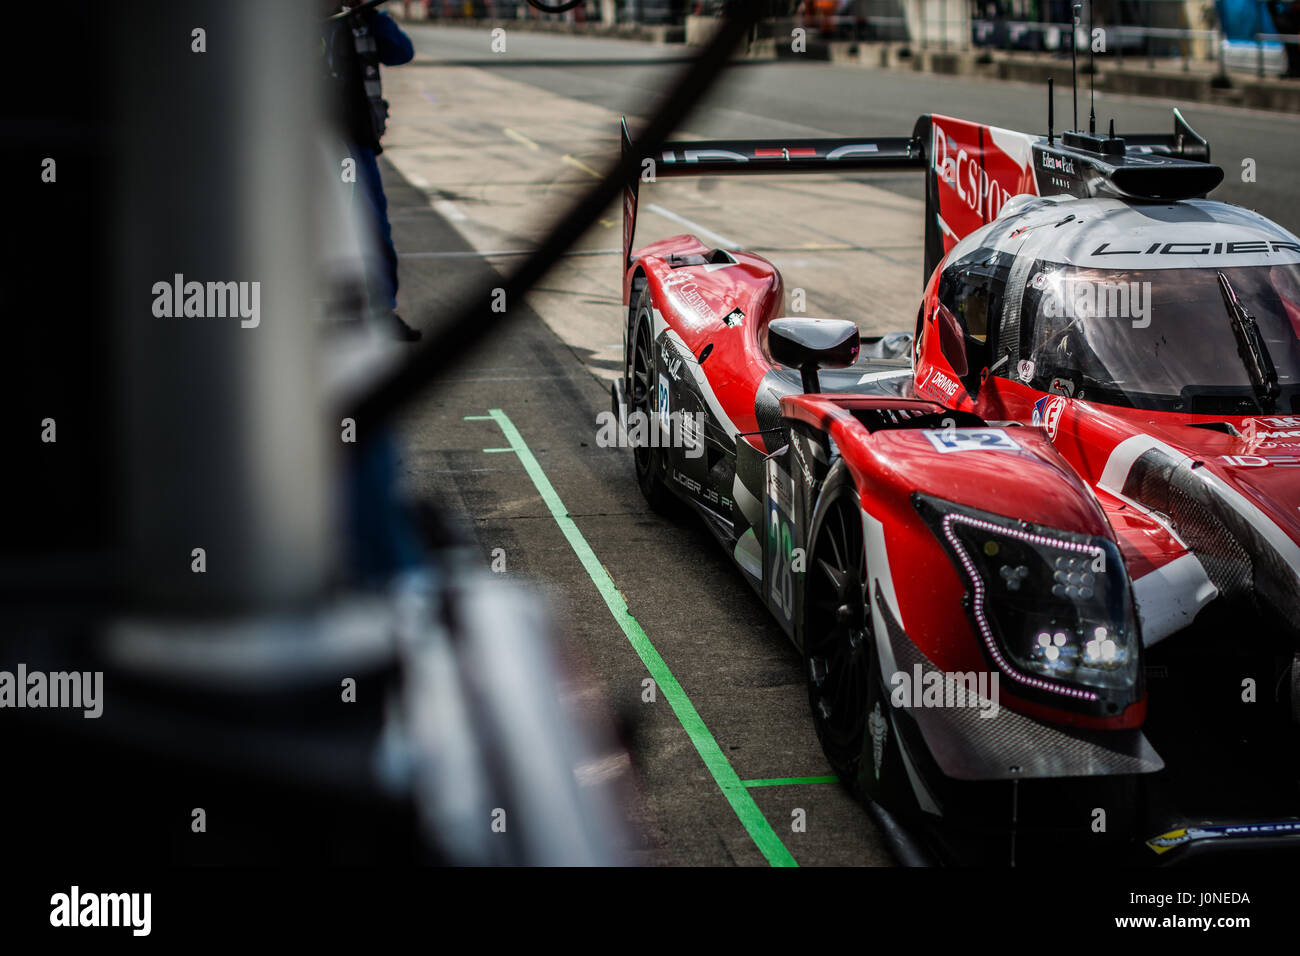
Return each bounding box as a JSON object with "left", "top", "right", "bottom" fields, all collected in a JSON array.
[
  {"left": 562, "top": 154, "right": 604, "bottom": 179},
  {"left": 431, "top": 199, "right": 467, "bottom": 221},
  {"left": 645, "top": 203, "right": 742, "bottom": 250},
  {"left": 399, "top": 247, "right": 620, "bottom": 259},
  {"left": 503, "top": 127, "right": 541, "bottom": 150}
]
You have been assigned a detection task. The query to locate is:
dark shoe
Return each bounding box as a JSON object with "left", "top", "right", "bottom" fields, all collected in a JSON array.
[{"left": 388, "top": 312, "right": 422, "bottom": 342}]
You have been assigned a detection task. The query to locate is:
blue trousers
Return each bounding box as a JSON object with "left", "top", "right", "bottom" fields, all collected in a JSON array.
[{"left": 354, "top": 145, "right": 399, "bottom": 316}]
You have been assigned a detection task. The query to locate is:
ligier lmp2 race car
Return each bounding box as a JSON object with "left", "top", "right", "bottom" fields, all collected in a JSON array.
[{"left": 611, "top": 111, "right": 1300, "bottom": 864}]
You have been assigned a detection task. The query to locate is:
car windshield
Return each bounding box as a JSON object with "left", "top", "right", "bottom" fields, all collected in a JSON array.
[{"left": 1017, "top": 261, "right": 1300, "bottom": 414}]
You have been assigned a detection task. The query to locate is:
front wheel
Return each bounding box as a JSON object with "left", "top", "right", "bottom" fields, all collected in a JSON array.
[{"left": 803, "top": 463, "right": 910, "bottom": 808}]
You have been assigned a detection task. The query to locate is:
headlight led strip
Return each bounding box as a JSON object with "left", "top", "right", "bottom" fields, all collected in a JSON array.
[{"left": 941, "top": 512, "right": 1104, "bottom": 702}]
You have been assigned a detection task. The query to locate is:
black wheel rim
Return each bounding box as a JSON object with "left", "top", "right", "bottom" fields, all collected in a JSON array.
[
  {"left": 806, "top": 493, "right": 872, "bottom": 762},
  {"left": 632, "top": 317, "right": 654, "bottom": 478}
]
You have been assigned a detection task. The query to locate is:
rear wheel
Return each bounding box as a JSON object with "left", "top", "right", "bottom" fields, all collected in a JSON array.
[
  {"left": 630, "top": 289, "right": 676, "bottom": 514},
  {"left": 804, "top": 463, "right": 910, "bottom": 808}
]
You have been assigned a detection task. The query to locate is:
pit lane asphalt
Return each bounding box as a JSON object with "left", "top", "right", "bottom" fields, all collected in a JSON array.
[{"left": 379, "top": 26, "right": 1300, "bottom": 866}]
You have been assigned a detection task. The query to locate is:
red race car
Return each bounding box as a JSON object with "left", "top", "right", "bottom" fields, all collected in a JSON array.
[{"left": 611, "top": 110, "right": 1300, "bottom": 864}]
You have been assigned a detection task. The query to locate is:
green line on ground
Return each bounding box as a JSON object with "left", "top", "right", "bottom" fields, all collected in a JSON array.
[
  {"left": 464, "top": 415, "right": 494, "bottom": 421},
  {"left": 481, "top": 408, "right": 797, "bottom": 868},
  {"left": 482, "top": 447, "right": 514, "bottom": 453},
  {"left": 742, "top": 776, "right": 839, "bottom": 788}
]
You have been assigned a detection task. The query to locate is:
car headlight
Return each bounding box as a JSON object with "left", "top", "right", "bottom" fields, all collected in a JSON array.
[{"left": 915, "top": 493, "right": 1141, "bottom": 716}]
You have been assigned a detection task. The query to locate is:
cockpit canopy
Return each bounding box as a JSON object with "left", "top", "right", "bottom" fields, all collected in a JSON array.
[{"left": 931, "top": 198, "right": 1300, "bottom": 414}]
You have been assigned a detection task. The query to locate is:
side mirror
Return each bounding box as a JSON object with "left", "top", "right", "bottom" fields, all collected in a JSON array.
[{"left": 766, "top": 317, "right": 860, "bottom": 394}]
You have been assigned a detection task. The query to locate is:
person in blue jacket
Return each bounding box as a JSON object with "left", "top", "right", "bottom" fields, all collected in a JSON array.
[
  {"left": 323, "top": 4, "right": 422, "bottom": 341},
  {"left": 322, "top": 4, "right": 428, "bottom": 589}
]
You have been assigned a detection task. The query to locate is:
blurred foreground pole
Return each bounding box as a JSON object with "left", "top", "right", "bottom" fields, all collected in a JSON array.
[{"left": 113, "top": 2, "right": 333, "bottom": 613}]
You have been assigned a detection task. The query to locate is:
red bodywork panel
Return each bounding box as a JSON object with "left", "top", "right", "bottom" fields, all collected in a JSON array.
[
  {"left": 627, "top": 234, "right": 785, "bottom": 448},
  {"left": 782, "top": 393, "right": 1145, "bottom": 731}
]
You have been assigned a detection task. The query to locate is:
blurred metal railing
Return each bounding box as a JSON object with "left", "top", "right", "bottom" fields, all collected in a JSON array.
[
  {"left": 413, "top": 0, "right": 692, "bottom": 24},
  {"left": 782, "top": 1, "right": 1299, "bottom": 78},
  {"left": 964, "top": 1, "right": 1299, "bottom": 79},
  {"left": 400, "top": 0, "right": 1300, "bottom": 77},
  {"left": 971, "top": 19, "right": 1221, "bottom": 72}
]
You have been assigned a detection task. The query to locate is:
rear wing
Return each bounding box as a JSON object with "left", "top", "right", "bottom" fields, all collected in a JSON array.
[
  {"left": 621, "top": 109, "right": 1221, "bottom": 286},
  {"left": 619, "top": 115, "right": 924, "bottom": 274}
]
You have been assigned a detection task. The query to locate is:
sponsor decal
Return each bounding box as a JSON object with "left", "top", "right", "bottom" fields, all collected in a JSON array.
[
  {"left": 1145, "top": 820, "right": 1300, "bottom": 855},
  {"left": 754, "top": 147, "right": 817, "bottom": 159},
  {"left": 670, "top": 468, "right": 702, "bottom": 494},
  {"left": 659, "top": 143, "right": 881, "bottom": 166},
  {"left": 868, "top": 702, "right": 888, "bottom": 778},
  {"left": 931, "top": 122, "right": 1018, "bottom": 224},
  {"left": 788, "top": 433, "right": 814, "bottom": 484},
  {"left": 672, "top": 469, "right": 702, "bottom": 494},
  {"left": 1017, "top": 358, "right": 1035, "bottom": 382},
  {"left": 1092, "top": 239, "right": 1300, "bottom": 257},
  {"left": 675, "top": 469, "right": 728, "bottom": 506},
  {"left": 923, "top": 366, "right": 961, "bottom": 399},
  {"left": 659, "top": 343, "right": 682, "bottom": 380},
  {"left": 765, "top": 458, "right": 799, "bottom": 628},
  {"left": 664, "top": 275, "right": 718, "bottom": 322},
  {"left": 1032, "top": 395, "right": 1067, "bottom": 440},
  {"left": 724, "top": 307, "right": 745, "bottom": 326},
  {"left": 1220, "top": 455, "right": 1300, "bottom": 467},
  {"left": 922, "top": 427, "right": 1021, "bottom": 454},
  {"left": 1240, "top": 416, "right": 1300, "bottom": 449},
  {"left": 700, "top": 485, "right": 724, "bottom": 506},
  {"left": 1257, "top": 415, "right": 1300, "bottom": 428},
  {"left": 1038, "top": 151, "right": 1076, "bottom": 176}
]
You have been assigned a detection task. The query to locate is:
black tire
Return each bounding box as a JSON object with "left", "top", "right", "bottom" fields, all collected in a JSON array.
[
  {"left": 803, "top": 462, "right": 911, "bottom": 810},
  {"left": 630, "top": 287, "right": 677, "bottom": 515}
]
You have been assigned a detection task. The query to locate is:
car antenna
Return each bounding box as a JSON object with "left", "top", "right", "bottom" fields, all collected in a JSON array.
[
  {"left": 1071, "top": 3, "right": 1081, "bottom": 132},
  {"left": 1108, "top": 117, "right": 1115, "bottom": 140},
  {"left": 1088, "top": 0, "right": 1096, "bottom": 134},
  {"left": 1048, "top": 77, "right": 1055, "bottom": 144}
]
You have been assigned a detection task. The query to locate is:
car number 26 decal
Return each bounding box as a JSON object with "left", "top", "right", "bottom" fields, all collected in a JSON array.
[
  {"left": 765, "top": 459, "right": 798, "bottom": 630},
  {"left": 922, "top": 428, "right": 1021, "bottom": 453}
]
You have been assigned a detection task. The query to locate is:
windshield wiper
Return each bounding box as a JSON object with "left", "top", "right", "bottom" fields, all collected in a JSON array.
[{"left": 1217, "top": 271, "right": 1280, "bottom": 413}]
